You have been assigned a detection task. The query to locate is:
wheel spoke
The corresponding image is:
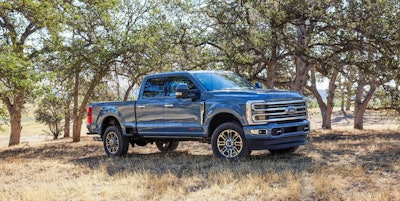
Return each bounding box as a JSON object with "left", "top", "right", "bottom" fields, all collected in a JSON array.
[
  {"left": 227, "top": 130, "right": 233, "bottom": 138},
  {"left": 234, "top": 141, "right": 242, "bottom": 147},
  {"left": 233, "top": 134, "right": 240, "bottom": 141},
  {"left": 220, "top": 132, "right": 228, "bottom": 141},
  {"left": 233, "top": 147, "right": 240, "bottom": 154},
  {"left": 221, "top": 146, "right": 228, "bottom": 154}
]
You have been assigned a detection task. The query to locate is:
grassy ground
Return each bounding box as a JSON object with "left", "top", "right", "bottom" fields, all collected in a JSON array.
[{"left": 0, "top": 109, "right": 400, "bottom": 200}]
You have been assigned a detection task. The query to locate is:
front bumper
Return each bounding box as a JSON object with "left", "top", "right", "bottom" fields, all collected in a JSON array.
[{"left": 243, "top": 120, "right": 310, "bottom": 150}]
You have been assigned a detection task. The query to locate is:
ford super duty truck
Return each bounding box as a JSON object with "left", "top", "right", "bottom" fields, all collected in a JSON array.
[{"left": 87, "top": 71, "right": 310, "bottom": 159}]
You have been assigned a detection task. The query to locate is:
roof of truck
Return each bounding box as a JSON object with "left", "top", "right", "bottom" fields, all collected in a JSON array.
[{"left": 145, "top": 70, "right": 232, "bottom": 78}]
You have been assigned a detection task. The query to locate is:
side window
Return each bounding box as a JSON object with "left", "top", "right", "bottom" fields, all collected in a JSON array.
[
  {"left": 143, "top": 77, "right": 167, "bottom": 98},
  {"left": 167, "top": 76, "right": 197, "bottom": 97}
]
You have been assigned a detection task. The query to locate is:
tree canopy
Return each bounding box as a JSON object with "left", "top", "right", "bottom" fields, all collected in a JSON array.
[{"left": 1, "top": 0, "right": 399, "bottom": 145}]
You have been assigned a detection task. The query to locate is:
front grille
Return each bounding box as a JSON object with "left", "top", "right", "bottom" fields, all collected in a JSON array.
[{"left": 247, "top": 99, "right": 307, "bottom": 124}]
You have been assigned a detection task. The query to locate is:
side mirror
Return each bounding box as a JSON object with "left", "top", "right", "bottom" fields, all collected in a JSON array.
[
  {"left": 255, "top": 82, "right": 263, "bottom": 89},
  {"left": 176, "top": 84, "right": 189, "bottom": 99}
]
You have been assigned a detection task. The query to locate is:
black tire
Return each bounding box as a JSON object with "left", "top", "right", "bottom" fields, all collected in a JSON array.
[
  {"left": 268, "top": 146, "right": 299, "bottom": 155},
  {"left": 155, "top": 141, "right": 179, "bottom": 153},
  {"left": 211, "top": 122, "right": 249, "bottom": 160},
  {"left": 103, "top": 126, "right": 129, "bottom": 157}
]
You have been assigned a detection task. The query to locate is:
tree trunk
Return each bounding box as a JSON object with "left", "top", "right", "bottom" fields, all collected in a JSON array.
[
  {"left": 353, "top": 79, "right": 377, "bottom": 130},
  {"left": 345, "top": 85, "right": 352, "bottom": 111},
  {"left": 353, "top": 104, "right": 366, "bottom": 130},
  {"left": 123, "top": 81, "right": 136, "bottom": 101},
  {"left": 9, "top": 107, "right": 23, "bottom": 146},
  {"left": 72, "top": 69, "right": 81, "bottom": 142},
  {"left": 323, "top": 70, "right": 339, "bottom": 129},
  {"left": 63, "top": 96, "right": 71, "bottom": 138},
  {"left": 266, "top": 60, "right": 277, "bottom": 89},
  {"left": 72, "top": 114, "right": 82, "bottom": 142},
  {"left": 2, "top": 93, "right": 24, "bottom": 146},
  {"left": 345, "top": 95, "right": 351, "bottom": 111},
  {"left": 320, "top": 106, "right": 334, "bottom": 129},
  {"left": 291, "top": 22, "right": 312, "bottom": 93},
  {"left": 292, "top": 56, "right": 310, "bottom": 92},
  {"left": 307, "top": 68, "right": 339, "bottom": 129},
  {"left": 265, "top": 29, "right": 278, "bottom": 89},
  {"left": 340, "top": 88, "right": 345, "bottom": 113}
]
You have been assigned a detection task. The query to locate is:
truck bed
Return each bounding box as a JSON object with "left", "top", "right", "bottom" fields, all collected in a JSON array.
[{"left": 87, "top": 101, "right": 136, "bottom": 136}]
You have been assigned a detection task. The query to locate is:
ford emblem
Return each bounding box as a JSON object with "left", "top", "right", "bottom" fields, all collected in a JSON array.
[{"left": 285, "top": 106, "right": 296, "bottom": 115}]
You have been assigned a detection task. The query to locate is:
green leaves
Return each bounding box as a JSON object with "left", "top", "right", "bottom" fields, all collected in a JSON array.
[{"left": 0, "top": 50, "right": 32, "bottom": 89}]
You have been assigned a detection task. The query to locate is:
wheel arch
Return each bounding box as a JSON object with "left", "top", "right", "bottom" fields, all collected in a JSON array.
[
  {"left": 101, "top": 115, "right": 123, "bottom": 137},
  {"left": 207, "top": 112, "right": 242, "bottom": 138},
  {"left": 204, "top": 102, "right": 247, "bottom": 138}
]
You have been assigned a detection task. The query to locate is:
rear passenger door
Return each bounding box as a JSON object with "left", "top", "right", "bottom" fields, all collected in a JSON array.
[{"left": 136, "top": 77, "right": 167, "bottom": 135}]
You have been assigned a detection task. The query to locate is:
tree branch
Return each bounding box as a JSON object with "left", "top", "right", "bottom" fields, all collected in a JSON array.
[
  {"left": 18, "top": 22, "right": 39, "bottom": 46},
  {"left": 0, "top": 10, "right": 17, "bottom": 43}
]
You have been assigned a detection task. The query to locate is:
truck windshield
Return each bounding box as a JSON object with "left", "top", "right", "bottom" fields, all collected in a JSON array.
[{"left": 193, "top": 72, "right": 255, "bottom": 91}]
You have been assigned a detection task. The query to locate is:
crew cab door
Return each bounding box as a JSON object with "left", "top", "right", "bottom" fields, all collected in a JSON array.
[
  {"left": 136, "top": 77, "right": 167, "bottom": 135},
  {"left": 163, "top": 76, "right": 204, "bottom": 137}
]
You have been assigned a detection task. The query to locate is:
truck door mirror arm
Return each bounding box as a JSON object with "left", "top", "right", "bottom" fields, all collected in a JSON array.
[{"left": 255, "top": 82, "right": 263, "bottom": 89}]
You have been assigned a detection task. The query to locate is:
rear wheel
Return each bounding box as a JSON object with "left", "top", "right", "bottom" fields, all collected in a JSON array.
[
  {"left": 211, "top": 122, "right": 249, "bottom": 160},
  {"left": 155, "top": 141, "right": 179, "bottom": 153},
  {"left": 103, "top": 126, "right": 129, "bottom": 157}
]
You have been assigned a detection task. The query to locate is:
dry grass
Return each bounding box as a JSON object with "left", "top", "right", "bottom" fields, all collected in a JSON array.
[{"left": 1, "top": 109, "right": 400, "bottom": 200}]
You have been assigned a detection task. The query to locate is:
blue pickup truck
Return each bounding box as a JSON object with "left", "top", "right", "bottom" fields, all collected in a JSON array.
[{"left": 87, "top": 71, "right": 310, "bottom": 159}]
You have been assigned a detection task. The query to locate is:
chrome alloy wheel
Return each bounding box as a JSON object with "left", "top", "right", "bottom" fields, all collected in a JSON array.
[
  {"left": 216, "top": 129, "right": 243, "bottom": 158},
  {"left": 105, "top": 131, "right": 119, "bottom": 154}
]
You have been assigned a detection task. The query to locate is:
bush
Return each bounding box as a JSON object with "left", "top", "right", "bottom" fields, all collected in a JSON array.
[{"left": 34, "top": 94, "right": 64, "bottom": 139}]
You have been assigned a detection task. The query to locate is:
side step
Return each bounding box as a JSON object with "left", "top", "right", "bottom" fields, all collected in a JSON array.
[{"left": 93, "top": 137, "right": 103, "bottom": 141}]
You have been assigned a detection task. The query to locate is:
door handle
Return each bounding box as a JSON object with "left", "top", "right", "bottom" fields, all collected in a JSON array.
[{"left": 164, "top": 104, "right": 173, "bottom": 108}]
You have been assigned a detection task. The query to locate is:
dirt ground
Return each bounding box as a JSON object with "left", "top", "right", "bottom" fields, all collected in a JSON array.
[
  {"left": 308, "top": 108, "right": 400, "bottom": 130},
  {"left": 0, "top": 122, "right": 88, "bottom": 148}
]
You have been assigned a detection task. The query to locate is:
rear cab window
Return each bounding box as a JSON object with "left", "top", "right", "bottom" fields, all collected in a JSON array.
[{"left": 143, "top": 77, "right": 168, "bottom": 98}]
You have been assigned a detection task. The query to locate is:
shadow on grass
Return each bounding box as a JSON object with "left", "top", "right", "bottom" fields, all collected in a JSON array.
[
  {"left": 0, "top": 139, "right": 103, "bottom": 160},
  {"left": 311, "top": 131, "right": 400, "bottom": 143},
  {"left": 69, "top": 149, "right": 315, "bottom": 177}
]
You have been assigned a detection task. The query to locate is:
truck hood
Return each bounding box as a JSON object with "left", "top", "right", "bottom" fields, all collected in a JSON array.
[{"left": 209, "top": 89, "right": 304, "bottom": 101}]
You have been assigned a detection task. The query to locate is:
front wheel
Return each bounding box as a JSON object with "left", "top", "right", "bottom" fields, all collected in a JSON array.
[
  {"left": 155, "top": 141, "right": 179, "bottom": 153},
  {"left": 211, "top": 122, "right": 249, "bottom": 160},
  {"left": 103, "top": 126, "right": 129, "bottom": 157}
]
